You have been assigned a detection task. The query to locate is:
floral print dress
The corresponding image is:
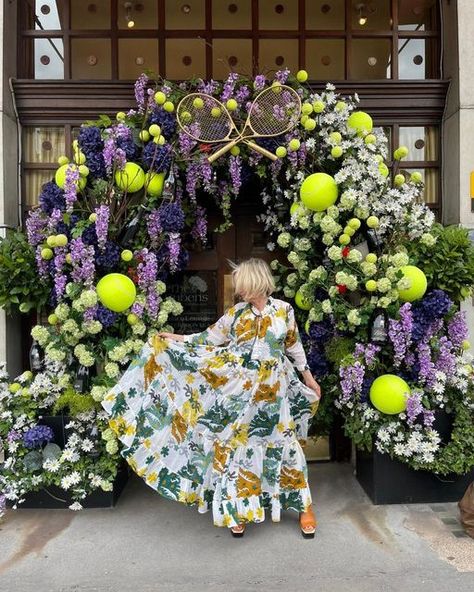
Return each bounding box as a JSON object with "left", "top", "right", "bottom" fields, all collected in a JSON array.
[{"left": 101, "top": 296, "right": 320, "bottom": 527}]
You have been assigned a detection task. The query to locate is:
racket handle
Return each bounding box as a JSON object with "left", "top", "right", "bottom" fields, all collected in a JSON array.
[
  {"left": 207, "top": 138, "right": 239, "bottom": 163},
  {"left": 245, "top": 140, "right": 278, "bottom": 161}
]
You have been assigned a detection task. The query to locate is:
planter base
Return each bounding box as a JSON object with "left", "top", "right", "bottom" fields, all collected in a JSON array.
[{"left": 356, "top": 448, "right": 474, "bottom": 505}]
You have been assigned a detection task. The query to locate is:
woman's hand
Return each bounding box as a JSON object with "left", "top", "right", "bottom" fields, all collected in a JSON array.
[
  {"left": 302, "top": 370, "right": 322, "bottom": 399},
  {"left": 157, "top": 332, "right": 184, "bottom": 342}
]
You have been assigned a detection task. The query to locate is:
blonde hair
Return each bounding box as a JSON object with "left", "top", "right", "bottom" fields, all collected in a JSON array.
[{"left": 229, "top": 258, "right": 276, "bottom": 300}]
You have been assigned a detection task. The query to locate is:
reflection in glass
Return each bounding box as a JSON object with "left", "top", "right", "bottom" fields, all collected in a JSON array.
[
  {"left": 306, "top": 0, "right": 345, "bottom": 30},
  {"left": 351, "top": 0, "right": 391, "bottom": 30},
  {"left": 71, "top": 39, "right": 112, "bottom": 79},
  {"left": 398, "top": 0, "right": 437, "bottom": 31},
  {"left": 34, "top": 38, "right": 64, "bottom": 79},
  {"left": 117, "top": 0, "right": 158, "bottom": 30},
  {"left": 24, "top": 127, "right": 65, "bottom": 163},
  {"left": 350, "top": 39, "right": 391, "bottom": 79},
  {"left": 399, "top": 127, "right": 438, "bottom": 161},
  {"left": 306, "top": 39, "right": 345, "bottom": 80},
  {"left": 71, "top": 0, "right": 110, "bottom": 29},
  {"left": 259, "top": 0, "right": 298, "bottom": 30},
  {"left": 118, "top": 39, "right": 159, "bottom": 80},
  {"left": 32, "top": 1, "right": 63, "bottom": 30},
  {"left": 399, "top": 38, "right": 436, "bottom": 79}
]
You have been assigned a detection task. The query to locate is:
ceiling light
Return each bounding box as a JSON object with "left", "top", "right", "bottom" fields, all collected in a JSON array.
[
  {"left": 359, "top": 16, "right": 367, "bottom": 25},
  {"left": 356, "top": 3, "right": 368, "bottom": 26},
  {"left": 124, "top": 2, "right": 135, "bottom": 28}
]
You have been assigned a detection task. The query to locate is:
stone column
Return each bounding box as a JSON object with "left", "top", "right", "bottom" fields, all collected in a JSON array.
[{"left": 0, "top": 0, "right": 22, "bottom": 376}]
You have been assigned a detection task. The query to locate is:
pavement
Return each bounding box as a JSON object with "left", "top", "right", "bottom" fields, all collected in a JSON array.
[{"left": 0, "top": 462, "right": 473, "bottom": 592}]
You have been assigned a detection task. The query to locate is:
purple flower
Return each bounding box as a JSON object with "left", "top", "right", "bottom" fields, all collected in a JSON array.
[
  {"left": 26, "top": 209, "right": 48, "bottom": 247},
  {"left": 96, "top": 305, "right": 118, "bottom": 327},
  {"left": 39, "top": 182, "right": 66, "bottom": 214},
  {"left": 94, "top": 205, "right": 110, "bottom": 251},
  {"left": 159, "top": 202, "right": 185, "bottom": 232},
  {"left": 254, "top": 74, "right": 266, "bottom": 91},
  {"left": 103, "top": 136, "right": 126, "bottom": 174},
  {"left": 134, "top": 73, "right": 149, "bottom": 113},
  {"left": 191, "top": 206, "right": 208, "bottom": 244},
  {"left": 23, "top": 425, "right": 54, "bottom": 449},
  {"left": 436, "top": 336, "right": 457, "bottom": 377},
  {"left": 95, "top": 241, "right": 120, "bottom": 270},
  {"left": 53, "top": 246, "right": 67, "bottom": 300},
  {"left": 137, "top": 249, "right": 159, "bottom": 319},
  {"left": 274, "top": 69, "right": 290, "bottom": 84},
  {"left": 78, "top": 126, "right": 106, "bottom": 179},
  {"left": 147, "top": 210, "right": 163, "bottom": 248},
  {"left": 412, "top": 290, "right": 453, "bottom": 342},
  {"left": 7, "top": 429, "right": 22, "bottom": 443},
  {"left": 235, "top": 85, "right": 251, "bottom": 104},
  {"left": 339, "top": 361, "right": 365, "bottom": 402},
  {"left": 229, "top": 155, "right": 242, "bottom": 196},
  {"left": 417, "top": 339, "right": 436, "bottom": 387},
  {"left": 70, "top": 238, "right": 96, "bottom": 286},
  {"left": 64, "top": 165, "right": 80, "bottom": 212},
  {"left": 147, "top": 109, "right": 177, "bottom": 139},
  {"left": 142, "top": 143, "right": 172, "bottom": 173},
  {"left": 221, "top": 72, "right": 239, "bottom": 102},
  {"left": 447, "top": 311, "right": 469, "bottom": 349},
  {"left": 389, "top": 303, "right": 413, "bottom": 366},
  {"left": 83, "top": 305, "right": 98, "bottom": 322},
  {"left": 197, "top": 79, "right": 220, "bottom": 95},
  {"left": 406, "top": 392, "right": 423, "bottom": 426},
  {"left": 168, "top": 233, "right": 181, "bottom": 273}
]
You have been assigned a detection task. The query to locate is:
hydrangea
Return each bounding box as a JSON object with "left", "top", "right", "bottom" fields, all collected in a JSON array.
[
  {"left": 83, "top": 320, "right": 103, "bottom": 335},
  {"left": 105, "top": 363, "right": 120, "bottom": 378},
  {"left": 376, "top": 278, "right": 392, "bottom": 293},
  {"left": 347, "top": 310, "right": 361, "bottom": 325},
  {"left": 287, "top": 251, "right": 299, "bottom": 265},
  {"left": 360, "top": 261, "right": 377, "bottom": 276},
  {"left": 309, "top": 266, "right": 327, "bottom": 282},
  {"left": 23, "top": 425, "right": 54, "bottom": 449},
  {"left": 31, "top": 325, "right": 50, "bottom": 347},
  {"left": 277, "top": 232, "right": 292, "bottom": 248},
  {"left": 294, "top": 238, "right": 311, "bottom": 251},
  {"left": 420, "top": 233, "right": 437, "bottom": 247},
  {"left": 106, "top": 439, "right": 119, "bottom": 454},
  {"left": 327, "top": 246, "right": 343, "bottom": 261},
  {"left": 73, "top": 344, "right": 95, "bottom": 367},
  {"left": 389, "top": 252, "right": 409, "bottom": 268}
]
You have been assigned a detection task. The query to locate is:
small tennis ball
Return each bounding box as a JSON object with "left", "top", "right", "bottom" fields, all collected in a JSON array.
[
  {"left": 127, "top": 313, "right": 139, "bottom": 326},
  {"left": 73, "top": 151, "right": 86, "bottom": 165},
  {"left": 271, "top": 81, "right": 282, "bottom": 93},
  {"left": 276, "top": 146, "right": 287, "bottom": 158},
  {"left": 462, "top": 340, "right": 471, "bottom": 350},
  {"left": 46, "top": 235, "right": 57, "bottom": 248},
  {"left": 55, "top": 234, "right": 68, "bottom": 247},
  {"left": 230, "top": 146, "right": 241, "bottom": 156},
  {"left": 288, "top": 139, "right": 301, "bottom": 152},
  {"left": 379, "top": 162, "right": 389, "bottom": 177},
  {"left": 302, "top": 103, "right": 313, "bottom": 115},
  {"left": 348, "top": 218, "right": 361, "bottom": 230},
  {"left": 313, "top": 101, "right": 325, "bottom": 113},
  {"left": 226, "top": 99, "right": 238, "bottom": 111},
  {"left": 121, "top": 250, "right": 133, "bottom": 262},
  {"left": 57, "top": 155, "right": 69, "bottom": 166},
  {"left": 300, "top": 115, "right": 309, "bottom": 125},
  {"left": 394, "top": 173, "right": 405, "bottom": 187},
  {"left": 65, "top": 253, "right": 73, "bottom": 264},
  {"left": 154, "top": 91, "right": 166, "bottom": 105},
  {"left": 78, "top": 165, "right": 89, "bottom": 177},
  {"left": 116, "top": 112, "right": 126, "bottom": 121},
  {"left": 339, "top": 234, "right": 351, "bottom": 245},
  {"left": 304, "top": 118, "right": 316, "bottom": 131},
  {"left": 344, "top": 226, "right": 355, "bottom": 237},
  {"left": 139, "top": 130, "right": 150, "bottom": 141},
  {"left": 149, "top": 124, "right": 161, "bottom": 137},
  {"left": 211, "top": 107, "right": 222, "bottom": 118},
  {"left": 330, "top": 132, "right": 342, "bottom": 144},
  {"left": 394, "top": 146, "right": 409, "bottom": 160},
  {"left": 41, "top": 247, "right": 54, "bottom": 260},
  {"left": 365, "top": 134, "right": 377, "bottom": 145},
  {"left": 89, "top": 213, "right": 97, "bottom": 222},
  {"left": 331, "top": 146, "right": 343, "bottom": 158},
  {"left": 411, "top": 172, "right": 423, "bottom": 184},
  {"left": 48, "top": 313, "right": 59, "bottom": 325},
  {"left": 163, "top": 101, "right": 175, "bottom": 113},
  {"left": 367, "top": 216, "right": 380, "bottom": 229},
  {"left": 335, "top": 101, "right": 347, "bottom": 112},
  {"left": 158, "top": 135, "right": 166, "bottom": 145},
  {"left": 8, "top": 383, "right": 21, "bottom": 394},
  {"left": 374, "top": 154, "right": 384, "bottom": 163},
  {"left": 296, "top": 70, "right": 308, "bottom": 83},
  {"left": 365, "top": 280, "right": 377, "bottom": 292},
  {"left": 193, "top": 97, "right": 204, "bottom": 109},
  {"left": 365, "top": 253, "right": 377, "bottom": 263}
]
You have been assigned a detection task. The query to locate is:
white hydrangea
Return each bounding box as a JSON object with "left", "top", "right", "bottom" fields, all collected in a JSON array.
[
  {"left": 327, "top": 245, "right": 343, "bottom": 261},
  {"left": 277, "top": 232, "right": 292, "bottom": 248}
]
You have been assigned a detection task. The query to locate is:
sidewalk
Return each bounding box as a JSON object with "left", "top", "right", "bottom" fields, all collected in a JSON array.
[{"left": 0, "top": 463, "right": 473, "bottom": 592}]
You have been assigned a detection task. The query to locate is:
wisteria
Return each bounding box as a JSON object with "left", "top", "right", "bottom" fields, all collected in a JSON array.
[
  {"left": 134, "top": 73, "right": 149, "bottom": 113},
  {"left": 64, "top": 164, "right": 81, "bottom": 212},
  {"left": 70, "top": 238, "right": 96, "bottom": 286},
  {"left": 388, "top": 303, "right": 413, "bottom": 367},
  {"left": 136, "top": 249, "right": 159, "bottom": 320}
]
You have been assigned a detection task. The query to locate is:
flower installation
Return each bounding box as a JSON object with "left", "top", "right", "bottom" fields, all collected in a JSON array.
[{"left": 1, "top": 69, "right": 474, "bottom": 518}]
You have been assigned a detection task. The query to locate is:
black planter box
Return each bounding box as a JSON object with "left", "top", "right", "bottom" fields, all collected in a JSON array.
[
  {"left": 356, "top": 447, "right": 474, "bottom": 505},
  {"left": 10, "top": 414, "right": 129, "bottom": 509}
]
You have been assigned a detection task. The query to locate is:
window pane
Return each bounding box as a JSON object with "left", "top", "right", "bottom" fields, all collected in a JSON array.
[
  {"left": 400, "top": 168, "right": 439, "bottom": 204},
  {"left": 24, "top": 127, "right": 65, "bottom": 163},
  {"left": 30, "top": 1, "right": 64, "bottom": 30},
  {"left": 259, "top": 39, "right": 299, "bottom": 73},
  {"left": 118, "top": 39, "right": 159, "bottom": 80},
  {"left": 306, "top": 0, "right": 345, "bottom": 30},
  {"left": 351, "top": 0, "right": 392, "bottom": 30},
  {"left": 71, "top": 1, "right": 110, "bottom": 29},
  {"left": 306, "top": 39, "right": 345, "bottom": 80},
  {"left": 213, "top": 1, "right": 252, "bottom": 29},
  {"left": 259, "top": 1, "right": 298, "bottom": 30},
  {"left": 398, "top": 0, "right": 437, "bottom": 31},
  {"left": 23, "top": 170, "right": 55, "bottom": 208},
  {"left": 399, "top": 127, "right": 438, "bottom": 161},
  {"left": 34, "top": 38, "right": 64, "bottom": 79},
  {"left": 165, "top": 0, "right": 205, "bottom": 29},
  {"left": 350, "top": 39, "right": 391, "bottom": 79},
  {"left": 118, "top": 0, "right": 158, "bottom": 30},
  {"left": 166, "top": 39, "right": 206, "bottom": 79},
  {"left": 71, "top": 38, "right": 112, "bottom": 79},
  {"left": 212, "top": 39, "right": 253, "bottom": 79},
  {"left": 398, "top": 38, "right": 437, "bottom": 79}
]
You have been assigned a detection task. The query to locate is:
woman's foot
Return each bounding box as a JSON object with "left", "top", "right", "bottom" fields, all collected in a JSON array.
[
  {"left": 230, "top": 523, "right": 245, "bottom": 537},
  {"left": 299, "top": 506, "right": 317, "bottom": 538}
]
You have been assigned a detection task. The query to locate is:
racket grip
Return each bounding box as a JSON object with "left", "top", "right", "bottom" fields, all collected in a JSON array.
[
  {"left": 245, "top": 140, "right": 278, "bottom": 161},
  {"left": 207, "top": 138, "right": 239, "bottom": 163}
]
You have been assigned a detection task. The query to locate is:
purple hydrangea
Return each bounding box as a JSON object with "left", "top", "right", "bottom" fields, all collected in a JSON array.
[
  {"left": 158, "top": 202, "right": 185, "bottom": 232},
  {"left": 23, "top": 425, "right": 54, "bottom": 449},
  {"left": 78, "top": 126, "right": 106, "bottom": 179},
  {"left": 147, "top": 109, "right": 177, "bottom": 139},
  {"left": 142, "top": 143, "right": 172, "bottom": 173},
  {"left": 39, "top": 182, "right": 66, "bottom": 214},
  {"left": 96, "top": 304, "right": 119, "bottom": 327},
  {"left": 95, "top": 241, "right": 120, "bottom": 270},
  {"left": 412, "top": 290, "right": 453, "bottom": 342}
]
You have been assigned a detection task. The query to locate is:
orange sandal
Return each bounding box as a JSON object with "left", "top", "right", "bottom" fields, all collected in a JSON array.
[
  {"left": 230, "top": 523, "right": 246, "bottom": 538},
  {"left": 299, "top": 506, "right": 317, "bottom": 539}
]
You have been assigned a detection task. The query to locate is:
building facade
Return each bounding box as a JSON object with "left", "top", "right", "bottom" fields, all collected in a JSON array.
[{"left": 0, "top": 0, "right": 470, "bottom": 375}]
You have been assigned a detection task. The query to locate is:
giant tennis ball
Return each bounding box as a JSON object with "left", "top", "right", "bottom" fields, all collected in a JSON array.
[
  {"left": 55, "top": 164, "right": 87, "bottom": 191},
  {"left": 398, "top": 265, "right": 427, "bottom": 302},
  {"left": 115, "top": 162, "right": 145, "bottom": 193},
  {"left": 370, "top": 374, "right": 410, "bottom": 415},
  {"left": 347, "top": 111, "right": 373, "bottom": 134},
  {"left": 96, "top": 273, "right": 137, "bottom": 313},
  {"left": 300, "top": 173, "right": 338, "bottom": 212},
  {"left": 144, "top": 171, "right": 165, "bottom": 197},
  {"left": 295, "top": 289, "right": 311, "bottom": 311}
]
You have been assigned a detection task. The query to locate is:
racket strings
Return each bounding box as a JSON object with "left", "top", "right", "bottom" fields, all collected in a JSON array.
[
  {"left": 177, "top": 95, "right": 233, "bottom": 143},
  {"left": 248, "top": 87, "right": 301, "bottom": 136}
]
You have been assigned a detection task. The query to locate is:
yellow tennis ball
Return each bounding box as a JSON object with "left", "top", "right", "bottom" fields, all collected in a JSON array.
[
  {"left": 230, "top": 146, "right": 241, "bottom": 156},
  {"left": 300, "top": 173, "right": 338, "bottom": 212},
  {"left": 271, "top": 81, "right": 282, "bottom": 93},
  {"left": 304, "top": 118, "right": 316, "bottom": 131},
  {"left": 73, "top": 151, "right": 86, "bottom": 165},
  {"left": 313, "top": 100, "right": 325, "bottom": 113},
  {"left": 365, "top": 134, "right": 377, "bottom": 145},
  {"left": 89, "top": 213, "right": 97, "bottom": 222},
  {"left": 288, "top": 139, "right": 301, "bottom": 152},
  {"left": 343, "top": 226, "right": 355, "bottom": 237},
  {"left": 379, "top": 162, "right": 389, "bottom": 177},
  {"left": 48, "top": 313, "right": 59, "bottom": 325},
  {"left": 139, "top": 130, "right": 150, "bottom": 141},
  {"left": 157, "top": 135, "right": 166, "bottom": 145},
  {"left": 163, "top": 101, "right": 175, "bottom": 113},
  {"left": 65, "top": 253, "right": 73, "bottom": 264},
  {"left": 211, "top": 107, "right": 222, "bottom": 118},
  {"left": 365, "top": 253, "right": 377, "bottom": 264},
  {"left": 331, "top": 146, "right": 343, "bottom": 158},
  {"left": 296, "top": 70, "right": 308, "bottom": 83},
  {"left": 148, "top": 124, "right": 161, "bottom": 137},
  {"left": 114, "top": 162, "right": 145, "bottom": 193},
  {"left": 367, "top": 216, "right": 379, "bottom": 229},
  {"left": 144, "top": 171, "right": 165, "bottom": 196},
  {"left": 347, "top": 111, "right": 373, "bottom": 133},
  {"left": 295, "top": 289, "right": 311, "bottom": 310},
  {"left": 55, "top": 234, "right": 68, "bottom": 247},
  {"left": 41, "top": 248, "right": 53, "bottom": 260},
  {"left": 116, "top": 112, "right": 126, "bottom": 121},
  {"left": 339, "top": 234, "right": 351, "bottom": 245},
  {"left": 394, "top": 174, "right": 405, "bottom": 187},
  {"left": 46, "top": 235, "right": 57, "bottom": 248},
  {"left": 193, "top": 97, "right": 204, "bottom": 109},
  {"left": 58, "top": 155, "right": 69, "bottom": 166},
  {"left": 301, "top": 103, "right": 313, "bottom": 115},
  {"left": 411, "top": 172, "right": 423, "bottom": 184},
  {"left": 96, "top": 273, "right": 137, "bottom": 313},
  {"left": 330, "top": 132, "right": 342, "bottom": 144},
  {"left": 276, "top": 146, "right": 287, "bottom": 158},
  {"left": 348, "top": 218, "right": 361, "bottom": 230},
  {"left": 226, "top": 99, "right": 238, "bottom": 111},
  {"left": 365, "top": 280, "right": 377, "bottom": 292},
  {"left": 300, "top": 115, "right": 309, "bottom": 125},
  {"left": 121, "top": 250, "right": 133, "bottom": 262},
  {"left": 154, "top": 91, "right": 166, "bottom": 105}
]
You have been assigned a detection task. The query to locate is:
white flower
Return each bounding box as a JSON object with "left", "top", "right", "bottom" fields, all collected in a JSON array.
[
  {"left": 69, "top": 501, "right": 83, "bottom": 511},
  {"left": 81, "top": 439, "right": 94, "bottom": 452},
  {"left": 43, "top": 458, "right": 61, "bottom": 472}
]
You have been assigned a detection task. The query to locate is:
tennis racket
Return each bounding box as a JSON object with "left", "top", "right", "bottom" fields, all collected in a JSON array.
[
  {"left": 207, "top": 85, "right": 302, "bottom": 163},
  {"left": 177, "top": 93, "right": 279, "bottom": 162}
]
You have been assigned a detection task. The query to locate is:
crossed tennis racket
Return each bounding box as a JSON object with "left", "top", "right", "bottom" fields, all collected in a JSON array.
[{"left": 177, "top": 85, "right": 302, "bottom": 164}]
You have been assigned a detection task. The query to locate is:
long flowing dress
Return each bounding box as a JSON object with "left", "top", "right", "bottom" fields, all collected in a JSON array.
[{"left": 101, "top": 296, "right": 320, "bottom": 527}]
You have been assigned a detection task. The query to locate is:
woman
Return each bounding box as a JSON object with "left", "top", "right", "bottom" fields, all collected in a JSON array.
[{"left": 101, "top": 258, "right": 321, "bottom": 538}]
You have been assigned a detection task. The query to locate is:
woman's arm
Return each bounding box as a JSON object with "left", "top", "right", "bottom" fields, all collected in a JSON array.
[{"left": 159, "top": 308, "right": 233, "bottom": 346}]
